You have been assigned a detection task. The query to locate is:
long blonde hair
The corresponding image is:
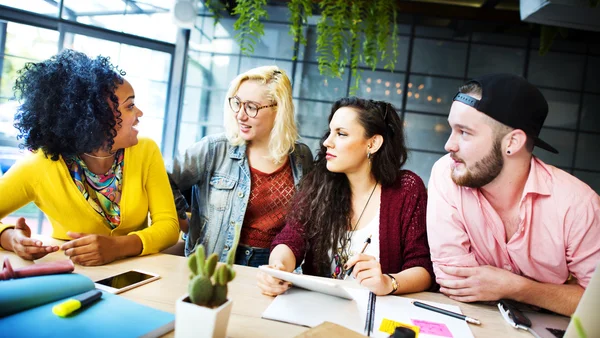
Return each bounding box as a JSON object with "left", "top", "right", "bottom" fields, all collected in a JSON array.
[{"left": 223, "top": 66, "right": 298, "bottom": 164}]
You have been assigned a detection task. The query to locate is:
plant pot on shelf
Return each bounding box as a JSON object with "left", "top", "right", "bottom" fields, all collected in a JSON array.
[{"left": 175, "top": 294, "right": 233, "bottom": 338}]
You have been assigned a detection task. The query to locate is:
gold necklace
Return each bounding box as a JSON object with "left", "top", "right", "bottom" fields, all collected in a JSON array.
[{"left": 82, "top": 152, "right": 116, "bottom": 159}]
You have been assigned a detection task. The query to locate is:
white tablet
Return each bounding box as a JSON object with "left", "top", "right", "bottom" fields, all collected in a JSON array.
[{"left": 259, "top": 265, "right": 354, "bottom": 300}]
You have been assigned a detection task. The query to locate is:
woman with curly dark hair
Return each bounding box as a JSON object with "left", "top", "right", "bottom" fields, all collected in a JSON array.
[
  {"left": 0, "top": 49, "right": 179, "bottom": 265},
  {"left": 257, "top": 97, "right": 434, "bottom": 296}
]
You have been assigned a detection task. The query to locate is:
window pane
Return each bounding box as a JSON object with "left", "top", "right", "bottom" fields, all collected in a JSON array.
[
  {"left": 1, "top": 23, "right": 59, "bottom": 100},
  {"left": 0, "top": 0, "right": 58, "bottom": 16},
  {"left": 61, "top": 0, "right": 176, "bottom": 43},
  {"left": 411, "top": 38, "right": 467, "bottom": 77},
  {"left": 539, "top": 89, "right": 579, "bottom": 130},
  {"left": 176, "top": 122, "right": 224, "bottom": 156},
  {"left": 303, "top": 26, "right": 349, "bottom": 63},
  {"left": 573, "top": 171, "right": 600, "bottom": 194},
  {"left": 250, "top": 23, "right": 295, "bottom": 60},
  {"left": 404, "top": 113, "right": 450, "bottom": 153},
  {"left": 580, "top": 94, "right": 600, "bottom": 133},
  {"left": 404, "top": 151, "right": 443, "bottom": 188},
  {"left": 528, "top": 51, "right": 585, "bottom": 90},
  {"left": 0, "top": 22, "right": 59, "bottom": 234},
  {"left": 415, "top": 26, "right": 468, "bottom": 41},
  {"left": 295, "top": 99, "right": 330, "bottom": 139},
  {"left": 295, "top": 64, "right": 348, "bottom": 101},
  {"left": 300, "top": 136, "right": 323, "bottom": 156},
  {"left": 352, "top": 71, "right": 404, "bottom": 108},
  {"left": 585, "top": 56, "right": 600, "bottom": 94},
  {"left": 359, "top": 34, "right": 410, "bottom": 71},
  {"left": 471, "top": 31, "right": 527, "bottom": 47},
  {"left": 533, "top": 128, "right": 575, "bottom": 168},
  {"left": 405, "top": 75, "right": 463, "bottom": 115},
  {"left": 467, "top": 45, "right": 524, "bottom": 78},
  {"left": 190, "top": 18, "right": 240, "bottom": 55},
  {"left": 575, "top": 133, "right": 600, "bottom": 171},
  {"left": 68, "top": 34, "right": 172, "bottom": 148}
]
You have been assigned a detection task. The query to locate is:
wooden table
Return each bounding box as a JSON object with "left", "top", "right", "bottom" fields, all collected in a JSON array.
[{"left": 2, "top": 238, "right": 529, "bottom": 338}]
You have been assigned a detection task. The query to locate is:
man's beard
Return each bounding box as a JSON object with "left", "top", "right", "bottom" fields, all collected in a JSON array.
[{"left": 451, "top": 139, "right": 504, "bottom": 188}]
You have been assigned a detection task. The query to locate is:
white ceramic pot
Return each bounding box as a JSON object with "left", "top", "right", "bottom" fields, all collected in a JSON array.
[{"left": 175, "top": 294, "right": 233, "bottom": 338}]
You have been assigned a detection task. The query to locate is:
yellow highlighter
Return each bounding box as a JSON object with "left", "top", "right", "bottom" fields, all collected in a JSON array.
[{"left": 52, "top": 290, "right": 102, "bottom": 317}]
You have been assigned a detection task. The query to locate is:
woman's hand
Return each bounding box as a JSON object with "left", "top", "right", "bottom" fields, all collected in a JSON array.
[
  {"left": 346, "top": 253, "right": 394, "bottom": 296},
  {"left": 1, "top": 217, "right": 58, "bottom": 260},
  {"left": 61, "top": 232, "right": 137, "bottom": 266},
  {"left": 257, "top": 260, "right": 292, "bottom": 297}
]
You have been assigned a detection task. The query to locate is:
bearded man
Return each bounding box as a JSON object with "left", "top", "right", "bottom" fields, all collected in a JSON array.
[{"left": 426, "top": 73, "right": 599, "bottom": 316}]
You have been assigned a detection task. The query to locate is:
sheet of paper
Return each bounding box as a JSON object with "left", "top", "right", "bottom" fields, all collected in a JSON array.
[
  {"left": 262, "top": 287, "right": 474, "bottom": 338},
  {"left": 261, "top": 287, "right": 368, "bottom": 333}
]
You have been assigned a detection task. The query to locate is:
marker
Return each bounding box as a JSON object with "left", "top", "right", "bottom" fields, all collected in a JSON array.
[
  {"left": 52, "top": 290, "right": 102, "bottom": 317},
  {"left": 412, "top": 301, "right": 481, "bottom": 325}
]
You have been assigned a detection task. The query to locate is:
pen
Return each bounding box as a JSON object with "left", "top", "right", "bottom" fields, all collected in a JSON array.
[
  {"left": 364, "top": 291, "right": 377, "bottom": 336},
  {"left": 52, "top": 289, "right": 102, "bottom": 317},
  {"left": 344, "top": 234, "right": 372, "bottom": 280},
  {"left": 412, "top": 301, "right": 481, "bottom": 325}
]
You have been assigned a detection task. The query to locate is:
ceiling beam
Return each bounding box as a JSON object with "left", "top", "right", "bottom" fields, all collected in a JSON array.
[
  {"left": 395, "top": 1, "right": 521, "bottom": 23},
  {"left": 480, "top": 0, "right": 504, "bottom": 9}
]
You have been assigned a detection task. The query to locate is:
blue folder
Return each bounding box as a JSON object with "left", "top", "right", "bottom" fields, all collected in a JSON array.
[{"left": 0, "top": 274, "right": 174, "bottom": 338}]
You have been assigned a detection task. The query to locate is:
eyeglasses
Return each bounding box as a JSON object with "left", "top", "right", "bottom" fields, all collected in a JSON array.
[{"left": 228, "top": 96, "right": 277, "bottom": 118}]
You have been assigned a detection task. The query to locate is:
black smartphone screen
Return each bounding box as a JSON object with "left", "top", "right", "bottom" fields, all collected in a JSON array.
[
  {"left": 95, "top": 271, "right": 155, "bottom": 289},
  {"left": 499, "top": 300, "right": 532, "bottom": 327}
]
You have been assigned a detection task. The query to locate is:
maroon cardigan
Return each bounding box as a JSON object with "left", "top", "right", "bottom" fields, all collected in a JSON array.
[{"left": 272, "top": 170, "right": 435, "bottom": 288}]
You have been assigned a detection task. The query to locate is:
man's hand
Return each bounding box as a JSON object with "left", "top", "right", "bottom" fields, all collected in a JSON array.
[
  {"left": 347, "top": 254, "right": 393, "bottom": 296},
  {"left": 61, "top": 232, "right": 122, "bottom": 266},
  {"left": 1, "top": 217, "right": 58, "bottom": 260},
  {"left": 437, "top": 265, "right": 521, "bottom": 302},
  {"left": 256, "top": 261, "right": 292, "bottom": 296}
]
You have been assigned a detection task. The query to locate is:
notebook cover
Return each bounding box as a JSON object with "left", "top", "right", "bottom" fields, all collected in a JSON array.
[
  {"left": 0, "top": 273, "right": 94, "bottom": 317},
  {"left": 0, "top": 290, "right": 174, "bottom": 338}
]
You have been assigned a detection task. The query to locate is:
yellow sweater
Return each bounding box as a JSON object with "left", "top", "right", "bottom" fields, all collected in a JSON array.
[{"left": 0, "top": 138, "right": 179, "bottom": 255}]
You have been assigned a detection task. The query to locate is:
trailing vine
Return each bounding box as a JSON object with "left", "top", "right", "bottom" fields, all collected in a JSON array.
[
  {"left": 232, "top": 0, "right": 269, "bottom": 55},
  {"left": 288, "top": 0, "right": 313, "bottom": 60},
  {"left": 204, "top": 0, "right": 400, "bottom": 88}
]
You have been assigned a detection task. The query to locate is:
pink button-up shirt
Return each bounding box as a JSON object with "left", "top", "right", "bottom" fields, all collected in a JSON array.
[{"left": 427, "top": 154, "right": 600, "bottom": 288}]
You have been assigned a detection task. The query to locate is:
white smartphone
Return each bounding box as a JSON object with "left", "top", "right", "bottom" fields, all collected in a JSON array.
[{"left": 94, "top": 270, "right": 160, "bottom": 294}]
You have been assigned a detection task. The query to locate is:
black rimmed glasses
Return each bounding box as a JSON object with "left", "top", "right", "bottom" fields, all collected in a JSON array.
[{"left": 228, "top": 96, "right": 277, "bottom": 118}]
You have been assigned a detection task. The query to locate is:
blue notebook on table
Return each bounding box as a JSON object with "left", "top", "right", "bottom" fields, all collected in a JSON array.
[{"left": 0, "top": 273, "right": 174, "bottom": 338}]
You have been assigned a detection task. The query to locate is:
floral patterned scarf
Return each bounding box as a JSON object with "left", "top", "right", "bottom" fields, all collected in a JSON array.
[{"left": 65, "top": 150, "right": 124, "bottom": 229}]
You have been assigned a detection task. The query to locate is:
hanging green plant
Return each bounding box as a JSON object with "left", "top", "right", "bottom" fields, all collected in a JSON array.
[
  {"left": 231, "top": 0, "right": 269, "bottom": 55},
  {"left": 204, "top": 0, "right": 400, "bottom": 94},
  {"left": 288, "top": 0, "right": 313, "bottom": 60}
]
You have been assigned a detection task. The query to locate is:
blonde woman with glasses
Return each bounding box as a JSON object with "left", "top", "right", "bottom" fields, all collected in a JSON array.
[{"left": 169, "top": 66, "right": 313, "bottom": 266}]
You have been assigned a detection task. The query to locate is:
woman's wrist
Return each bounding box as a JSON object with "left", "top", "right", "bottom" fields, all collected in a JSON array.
[
  {"left": 385, "top": 273, "right": 398, "bottom": 295},
  {"left": 0, "top": 228, "right": 15, "bottom": 251}
]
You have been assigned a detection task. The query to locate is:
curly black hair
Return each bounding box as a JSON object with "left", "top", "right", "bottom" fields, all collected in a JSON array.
[
  {"left": 287, "top": 97, "right": 408, "bottom": 276},
  {"left": 13, "top": 49, "right": 125, "bottom": 160}
]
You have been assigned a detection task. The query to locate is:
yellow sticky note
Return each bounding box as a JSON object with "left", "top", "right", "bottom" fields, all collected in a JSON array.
[{"left": 379, "top": 318, "right": 420, "bottom": 336}]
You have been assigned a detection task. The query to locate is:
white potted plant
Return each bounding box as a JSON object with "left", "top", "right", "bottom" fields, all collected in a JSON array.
[{"left": 175, "top": 229, "right": 239, "bottom": 338}]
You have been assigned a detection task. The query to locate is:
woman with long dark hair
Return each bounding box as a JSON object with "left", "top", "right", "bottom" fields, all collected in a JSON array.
[{"left": 257, "top": 97, "right": 434, "bottom": 296}]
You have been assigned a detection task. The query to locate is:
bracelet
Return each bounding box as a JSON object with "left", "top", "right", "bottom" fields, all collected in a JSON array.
[{"left": 385, "top": 273, "right": 398, "bottom": 295}]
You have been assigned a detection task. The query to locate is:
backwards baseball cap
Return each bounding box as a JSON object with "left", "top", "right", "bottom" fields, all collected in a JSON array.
[{"left": 453, "top": 73, "right": 558, "bottom": 154}]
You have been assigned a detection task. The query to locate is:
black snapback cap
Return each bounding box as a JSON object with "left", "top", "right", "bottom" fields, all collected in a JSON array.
[{"left": 453, "top": 73, "right": 558, "bottom": 154}]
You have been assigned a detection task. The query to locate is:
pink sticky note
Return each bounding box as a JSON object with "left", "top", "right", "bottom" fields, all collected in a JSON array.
[{"left": 411, "top": 319, "right": 453, "bottom": 338}]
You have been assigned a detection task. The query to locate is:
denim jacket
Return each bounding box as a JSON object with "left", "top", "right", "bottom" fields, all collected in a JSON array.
[{"left": 169, "top": 133, "right": 314, "bottom": 260}]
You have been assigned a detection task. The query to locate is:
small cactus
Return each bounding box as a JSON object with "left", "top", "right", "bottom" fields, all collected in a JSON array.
[{"left": 187, "top": 226, "right": 239, "bottom": 308}]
